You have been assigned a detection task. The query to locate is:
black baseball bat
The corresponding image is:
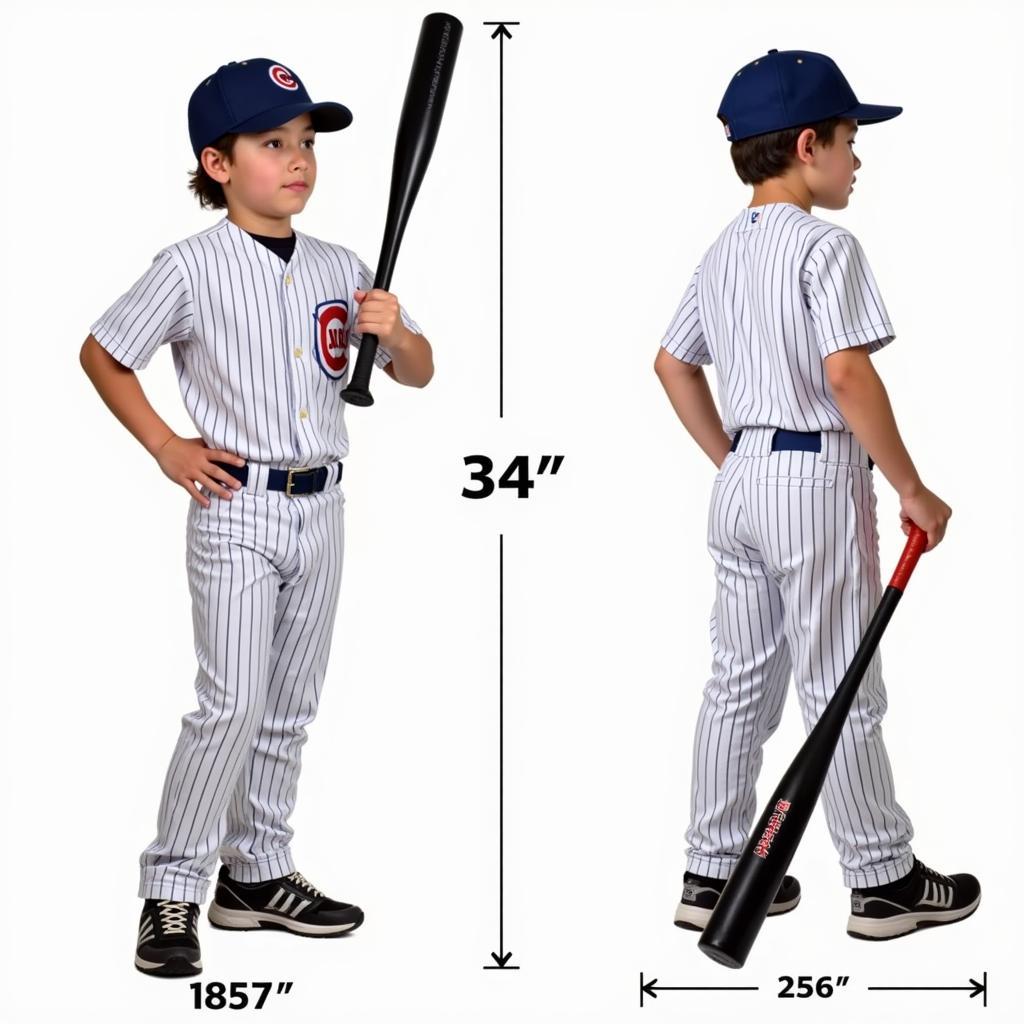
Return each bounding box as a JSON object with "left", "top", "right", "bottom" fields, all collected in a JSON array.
[
  {"left": 697, "top": 523, "right": 930, "bottom": 969},
  {"left": 340, "top": 12, "right": 462, "bottom": 407}
]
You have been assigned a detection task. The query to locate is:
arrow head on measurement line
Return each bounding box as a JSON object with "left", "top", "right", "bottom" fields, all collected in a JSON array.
[
  {"left": 642, "top": 978, "right": 659, "bottom": 999},
  {"left": 969, "top": 977, "right": 986, "bottom": 999},
  {"left": 490, "top": 24, "right": 513, "bottom": 39},
  {"left": 489, "top": 951, "right": 516, "bottom": 967}
]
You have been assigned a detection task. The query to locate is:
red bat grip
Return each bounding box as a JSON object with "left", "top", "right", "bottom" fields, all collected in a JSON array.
[{"left": 887, "top": 523, "right": 929, "bottom": 592}]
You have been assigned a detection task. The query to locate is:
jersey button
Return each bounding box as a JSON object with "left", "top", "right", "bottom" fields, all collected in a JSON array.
[
  {"left": 293, "top": 346, "right": 303, "bottom": 358},
  {"left": 299, "top": 409, "right": 309, "bottom": 419},
  {"left": 284, "top": 274, "right": 293, "bottom": 286}
]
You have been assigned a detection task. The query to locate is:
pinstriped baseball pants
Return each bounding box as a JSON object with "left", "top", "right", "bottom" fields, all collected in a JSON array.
[
  {"left": 685, "top": 427, "right": 915, "bottom": 888},
  {"left": 140, "top": 466, "right": 346, "bottom": 903}
]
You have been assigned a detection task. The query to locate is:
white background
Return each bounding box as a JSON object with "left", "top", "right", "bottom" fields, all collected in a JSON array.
[{"left": 1, "top": 0, "right": 1020, "bottom": 1021}]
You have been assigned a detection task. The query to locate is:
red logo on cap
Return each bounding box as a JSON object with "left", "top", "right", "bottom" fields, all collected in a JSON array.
[
  {"left": 313, "top": 300, "right": 349, "bottom": 379},
  {"left": 269, "top": 64, "right": 299, "bottom": 91}
]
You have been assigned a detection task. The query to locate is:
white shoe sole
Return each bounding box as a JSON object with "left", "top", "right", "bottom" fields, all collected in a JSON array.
[
  {"left": 846, "top": 893, "right": 981, "bottom": 939},
  {"left": 674, "top": 904, "right": 713, "bottom": 929},
  {"left": 674, "top": 893, "right": 801, "bottom": 929},
  {"left": 208, "top": 902, "right": 358, "bottom": 935}
]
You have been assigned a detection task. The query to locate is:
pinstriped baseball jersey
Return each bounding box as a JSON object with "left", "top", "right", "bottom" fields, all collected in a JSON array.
[
  {"left": 660, "top": 202, "right": 894, "bottom": 433},
  {"left": 90, "top": 214, "right": 421, "bottom": 464}
]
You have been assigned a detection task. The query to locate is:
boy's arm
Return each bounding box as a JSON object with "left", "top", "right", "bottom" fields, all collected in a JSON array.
[
  {"left": 81, "top": 334, "right": 245, "bottom": 506},
  {"left": 80, "top": 334, "right": 176, "bottom": 457},
  {"left": 825, "top": 346, "right": 951, "bottom": 550},
  {"left": 823, "top": 347, "right": 920, "bottom": 496},
  {"left": 654, "top": 347, "right": 732, "bottom": 469},
  {"left": 380, "top": 327, "right": 433, "bottom": 387},
  {"left": 352, "top": 285, "right": 433, "bottom": 388}
]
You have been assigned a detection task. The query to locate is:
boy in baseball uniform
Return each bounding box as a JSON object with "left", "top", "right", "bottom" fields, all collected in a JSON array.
[
  {"left": 80, "top": 58, "right": 433, "bottom": 977},
  {"left": 655, "top": 49, "right": 980, "bottom": 942}
]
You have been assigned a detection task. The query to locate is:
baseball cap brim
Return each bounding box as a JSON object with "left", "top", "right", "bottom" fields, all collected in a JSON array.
[
  {"left": 840, "top": 102, "right": 903, "bottom": 126},
  {"left": 231, "top": 100, "right": 353, "bottom": 136}
]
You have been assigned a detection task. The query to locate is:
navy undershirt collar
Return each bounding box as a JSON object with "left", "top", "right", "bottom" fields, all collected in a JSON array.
[{"left": 245, "top": 229, "right": 296, "bottom": 263}]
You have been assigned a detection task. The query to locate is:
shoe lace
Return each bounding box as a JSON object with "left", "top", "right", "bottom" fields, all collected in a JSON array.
[
  {"left": 157, "top": 900, "right": 193, "bottom": 935},
  {"left": 919, "top": 862, "right": 953, "bottom": 886},
  {"left": 287, "top": 871, "right": 324, "bottom": 898}
]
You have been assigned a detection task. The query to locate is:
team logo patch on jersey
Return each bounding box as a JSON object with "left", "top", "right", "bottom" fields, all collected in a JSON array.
[
  {"left": 750, "top": 210, "right": 761, "bottom": 224},
  {"left": 313, "top": 299, "right": 350, "bottom": 379},
  {"left": 269, "top": 64, "right": 299, "bottom": 91}
]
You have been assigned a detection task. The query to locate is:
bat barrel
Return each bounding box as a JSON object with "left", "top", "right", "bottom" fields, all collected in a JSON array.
[
  {"left": 696, "top": 745, "right": 832, "bottom": 967},
  {"left": 376, "top": 12, "right": 463, "bottom": 288},
  {"left": 341, "top": 12, "right": 463, "bottom": 407}
]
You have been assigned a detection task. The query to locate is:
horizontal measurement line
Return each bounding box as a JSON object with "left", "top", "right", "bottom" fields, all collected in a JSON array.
[
  {"left": 653, "top": 986, "right": 759, "bottom": 991},
  {"left": 868, "top": 986, "right": 975, "bottom": 991}
]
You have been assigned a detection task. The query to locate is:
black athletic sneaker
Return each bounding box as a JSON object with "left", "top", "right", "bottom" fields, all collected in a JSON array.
[
  {"left": 673, "top": 870, "right": 801, "bottom": 931},
  {"left": 135, "top": 899, "right": 202, "bottom": 977},
  {"left": 847, "top": 856, "right": 980, "bottom": 940},
  {"left": 208, "top": 865, "right": 364, "bottom": 936}
]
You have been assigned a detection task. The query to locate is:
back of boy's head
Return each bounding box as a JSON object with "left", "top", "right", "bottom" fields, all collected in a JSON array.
[
  {"left": 716, "top": 49, "right": 901, "bottom": 186},
  {"left": 725, "top": 117, "right": 843, "bottom": 185}
]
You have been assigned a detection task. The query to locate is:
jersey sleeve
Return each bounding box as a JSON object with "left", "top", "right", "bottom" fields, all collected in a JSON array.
[
  {"left": 660, "top": 265, "right": 712, "bottom": 365},
  {"left": 802, "top": 232, "right": 895, "bottom": 357},
  {"left": 89, "top": 249, "right": 193, "bottom": 371},
  {"left": 354, "top": 258, "right": 424, "bottom": 369}
]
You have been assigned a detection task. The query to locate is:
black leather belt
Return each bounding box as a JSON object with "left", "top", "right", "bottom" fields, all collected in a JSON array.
[
  {"left": 213, "top": 460, "right": 343, "bottom": 496},
  {"left": 729, "top": 429, "right": 874, "bottom": 469}
]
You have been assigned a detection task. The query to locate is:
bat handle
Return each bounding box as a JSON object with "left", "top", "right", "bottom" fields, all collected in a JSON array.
[
  {"left": 340, "top": 332, "right": 379, "bottom": 407},
  {"left": 888, "top": 522, "right": 929, "bottom": 591},
  {"left": 341, "top": 265, "right": 394, "bottom": 407}
]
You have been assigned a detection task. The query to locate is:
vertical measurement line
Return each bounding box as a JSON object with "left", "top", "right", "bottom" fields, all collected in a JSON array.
[
  {"left": 499, "top": 532, "right": 504, "bottom": 953},
  {"left": 498, "top": 33, "right": 504, "bottom": 419},
  {"left": 484, "top": 23, "right": 519, "bottom": 420}
]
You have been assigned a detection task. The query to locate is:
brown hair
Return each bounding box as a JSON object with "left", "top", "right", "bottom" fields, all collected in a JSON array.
[
  {"left": 724, "top": 116, "right": 844, "bottom": 185},
  {"left": 187, "top": 131, "right": 239, "bottom": 210}
]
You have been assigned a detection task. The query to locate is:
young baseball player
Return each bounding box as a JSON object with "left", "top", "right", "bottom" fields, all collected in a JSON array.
[
  {"left": 80, "top": 58, "right": 434, "bottom": 978},
  {"left": 654, "top": 49, "right": 980, "bottom": 943}
]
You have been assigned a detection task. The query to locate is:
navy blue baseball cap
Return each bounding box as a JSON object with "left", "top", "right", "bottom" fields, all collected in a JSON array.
[
  {"left": 718, "top": 49, "right": 902, "bottom": 142},
  {"left": 188, "top": 58, "right": 353, "bottom": 159}
]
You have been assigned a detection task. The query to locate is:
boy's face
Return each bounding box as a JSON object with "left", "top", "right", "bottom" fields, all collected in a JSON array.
[
  {"left": 205, "top": 113, "right": 317, "bottom": 222},
  {"left": 806, "top": 118, "right": 861, "bottom": 210}
]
